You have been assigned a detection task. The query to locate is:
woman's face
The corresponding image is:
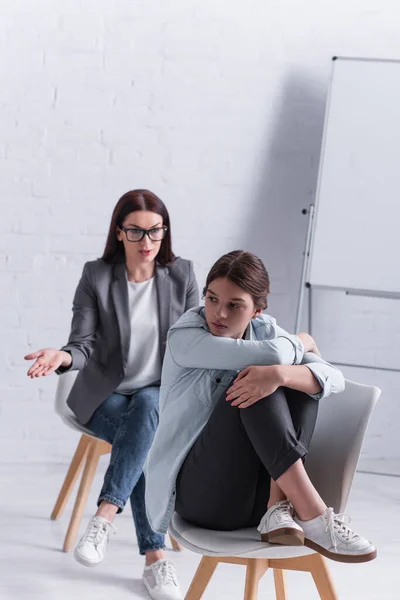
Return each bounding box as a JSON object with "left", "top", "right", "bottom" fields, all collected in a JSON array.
[
  {"left": 117, "top": 210, "right": 163, "bottom": 265},
  {"left": 204, "top": 277, "right": 261, "bottom": 339}
]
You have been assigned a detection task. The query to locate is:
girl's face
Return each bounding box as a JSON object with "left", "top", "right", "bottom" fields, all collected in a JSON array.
[
  {"left": 117, "top": 210, "right": 163, "bottom": 265},
  {"left": 204, "top": 277, "right": 261, "bottom": 339}
]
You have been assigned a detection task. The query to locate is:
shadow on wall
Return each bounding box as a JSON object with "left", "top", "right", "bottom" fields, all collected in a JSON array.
[{"left": 242, "top": 70, "right": 327, "bottom": 329}]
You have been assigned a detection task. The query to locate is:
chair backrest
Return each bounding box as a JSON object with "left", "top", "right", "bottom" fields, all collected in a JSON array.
[
  {"left": 305, "top": 378, "right": 380, "bottom": 513},
  {"left": 54, "top": 371, "right": 94, "bottom": 436}
]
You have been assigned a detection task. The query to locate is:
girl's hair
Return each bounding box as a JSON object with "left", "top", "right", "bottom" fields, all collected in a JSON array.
[
  {"left": 101, "top": 189, "right": 174, "bottom": 265},
  {"left": 203, "top": 250, "right": 270, "bottom": 309}
]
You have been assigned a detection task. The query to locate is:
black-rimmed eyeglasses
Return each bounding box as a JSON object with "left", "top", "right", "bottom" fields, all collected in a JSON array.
[{"left": 120, "top": 226, "right": 168, "bottom": 242}]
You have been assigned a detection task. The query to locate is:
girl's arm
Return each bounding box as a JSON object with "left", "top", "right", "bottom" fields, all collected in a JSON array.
[
  {"left": 278, "top": 364, "right": 323, "bottom": 395},
  {"left": 297, "top": 352, "right": 345, "bottom": 398},
  {"left": 226, "top": 356, "right": 345, "bottom": 408},
  {"left": 248, "top": 355, "right": 345, "bottom": 400},
  {"left": 168, "top": 324, "right": 305, "bottom": 370}
]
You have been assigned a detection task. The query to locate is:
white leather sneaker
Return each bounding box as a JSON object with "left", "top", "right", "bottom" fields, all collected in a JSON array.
[
  {"left": 295, "top": 507, "right": 377, "bottom": 563},
  {"left": 74, "top": 516, "right": 115, "bottom": 567},
  {"left": 257, "top": 500, "right": 305, "bottom": 546},
  {"left": 142, "top": 559, "right": 183, "bottom": 600}
]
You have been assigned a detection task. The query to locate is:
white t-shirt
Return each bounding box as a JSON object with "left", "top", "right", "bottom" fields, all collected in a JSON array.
[{"left": 115, "top": 276, "right": 161, "bottom": 394}]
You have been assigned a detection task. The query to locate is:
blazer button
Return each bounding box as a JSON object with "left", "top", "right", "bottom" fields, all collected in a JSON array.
[{"left": 216, "top": 378, "right": 221, "bottom": 383}]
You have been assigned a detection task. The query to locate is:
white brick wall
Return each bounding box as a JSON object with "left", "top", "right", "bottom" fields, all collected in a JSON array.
[{"left": 1, "top": 0, "right": 400, "bottom": 465}]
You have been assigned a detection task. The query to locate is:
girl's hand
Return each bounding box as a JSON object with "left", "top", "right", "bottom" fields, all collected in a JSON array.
[
  {"left": 297, "top": 333, "right": 321, "bottom": 356},
  {"left": 226, "top": 365, "right": 282, "bottom": 409},
  {"left": 24, "top": 348, "right": 71, "bottom": 378}
]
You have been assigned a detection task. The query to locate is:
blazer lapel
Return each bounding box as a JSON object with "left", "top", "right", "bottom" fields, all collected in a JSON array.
[
  {"left": 155, "top": 264, "right": 172, "bottom": 357},
  {"left": 111, "top": 262, "right": 130, "bottom": 366}
]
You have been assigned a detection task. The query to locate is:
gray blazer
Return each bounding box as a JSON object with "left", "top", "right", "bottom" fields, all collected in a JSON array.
[{"left": 58, "top": 257, "right": 199, "bottom": 424}]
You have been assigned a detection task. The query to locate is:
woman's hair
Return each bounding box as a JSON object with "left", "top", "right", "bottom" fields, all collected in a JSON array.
[
  {"left": 203, "top": 250, "right": 270, "bottom": 310},
  {"left": 101, "top": 189, "right": 174, "bottom": 265}
]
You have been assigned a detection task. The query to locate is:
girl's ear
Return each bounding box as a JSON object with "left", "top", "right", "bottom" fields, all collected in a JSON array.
[
  {"left": 252, "top": 309, "right": 262, "bottom": 319},
  {"left": 116, "top": 227, "right": 123, "bottom": 241}
]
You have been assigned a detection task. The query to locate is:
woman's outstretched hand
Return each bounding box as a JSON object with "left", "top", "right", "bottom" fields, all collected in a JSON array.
[
  {"left": 24, "top": 348, "right": 72, "bottom": 378},
  {"left": 226, "top": 365, "right": 282, "bottom": 409}
]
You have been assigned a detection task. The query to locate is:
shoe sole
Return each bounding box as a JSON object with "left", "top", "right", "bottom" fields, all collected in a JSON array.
[
  {"left": 73, "top": 548, "right": 103, "bottom": 568},
  {"left": 261, "top": 527, "right": 305, "bottom": 546},
  {"left": 304, "top": 538, "right": 378, "bottom": 563}
]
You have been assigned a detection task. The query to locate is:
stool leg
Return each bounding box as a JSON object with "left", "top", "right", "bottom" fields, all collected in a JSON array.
[
  {"left": 169, "top": 534, "right": 182, "bottom": 551},
  {"left": 51, "top": 435, "right": 90, "bottom": 520},
  {"left": 62, "top": 438, "right": 103, "bottom": 552},
  {"left": 244, "top": 559, "right": 268, "bottom": 600},
  {"left": 273, "top": 569, "right": 288, "bottom": 600},
  {"left": 309, "top": 554, "right": 338, "bottom": 600},
  {"left": 185, "top": 556, "right": 219, "bottom": 600}
]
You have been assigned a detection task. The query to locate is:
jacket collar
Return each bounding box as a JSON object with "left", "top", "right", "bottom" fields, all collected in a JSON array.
[
  {"left": 111, "top": 262, "right": 130, "bottom": 365},
  {"left": 155, "top": 264, "right": 172, "bottom": 355}
]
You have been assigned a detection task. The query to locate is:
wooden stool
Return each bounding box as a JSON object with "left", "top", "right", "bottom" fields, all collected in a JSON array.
[
  {"left": 185, "top": 554, "right": 337, "bottom": 600},
  {"left": 51, "top": 433, "right": 182, "bottom": 553}
]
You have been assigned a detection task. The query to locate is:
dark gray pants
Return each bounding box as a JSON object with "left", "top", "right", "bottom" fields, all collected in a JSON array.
[{"left": 175, "top": 387, "right": 319, "bottom": 530}]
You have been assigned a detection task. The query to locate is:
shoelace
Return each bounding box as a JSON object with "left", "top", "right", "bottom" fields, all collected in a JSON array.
[
  {"left": 324, "top": 507, "right": 359, "bottom": 550},
  {"left": 82, "top": 519, "right": 116, "bottom": 547},
  {"left": 257, "top": 500, "right": 294, "bottom": 532},
  {"left": 153, "top": 560, "right": 178, "bottom": 588}
]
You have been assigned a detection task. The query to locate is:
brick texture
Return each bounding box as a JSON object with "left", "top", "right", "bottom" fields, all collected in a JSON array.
[{"left": 1, "top": 0, "right": 399, "bottom": 463}]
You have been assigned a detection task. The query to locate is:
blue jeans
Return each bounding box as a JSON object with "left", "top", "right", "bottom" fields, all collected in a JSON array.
[{"left": 86, "top": 386, "right": 165, "bottom": 555}]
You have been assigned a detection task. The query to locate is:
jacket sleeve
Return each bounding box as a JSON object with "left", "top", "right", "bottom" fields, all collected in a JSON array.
[
  {"left": 301, "top": 353, "right": 345, "bottom": 399},
  {"left": 185, "top": 261, "right": 200, "bottom": 311},
  {"left": 168, "top": 325, "right": 304, "bottom": 371},
  {"left": 57, "top": 262, "right": 99, "bottom": 373}
]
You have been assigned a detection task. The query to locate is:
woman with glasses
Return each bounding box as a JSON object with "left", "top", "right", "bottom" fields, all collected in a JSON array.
[{"left": 24, "top": 189, "right": 198, "bottom": 600}]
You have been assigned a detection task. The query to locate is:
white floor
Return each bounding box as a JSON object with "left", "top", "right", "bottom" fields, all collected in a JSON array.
[{"left": 1, "top": 463, "right": 399, "bottom": 600}]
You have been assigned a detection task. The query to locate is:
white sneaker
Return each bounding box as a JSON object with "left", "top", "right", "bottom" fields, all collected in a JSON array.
[
  {"left": 257, "top": 500, "right": 304, "bottom": 546},
  {"left": 295, "top": 507, "right": 377, "bottom": 563},
  {"left": 142, "top": 559, "right": 183, "bottom": 600},
  {"left": 74, "top": 516, "right": 116, "bottom": 567}
]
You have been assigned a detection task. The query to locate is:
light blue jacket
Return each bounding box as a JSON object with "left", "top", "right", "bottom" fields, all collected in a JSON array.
[{"left": 145, "top": 307, "right": 345, "bottom": 533}]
